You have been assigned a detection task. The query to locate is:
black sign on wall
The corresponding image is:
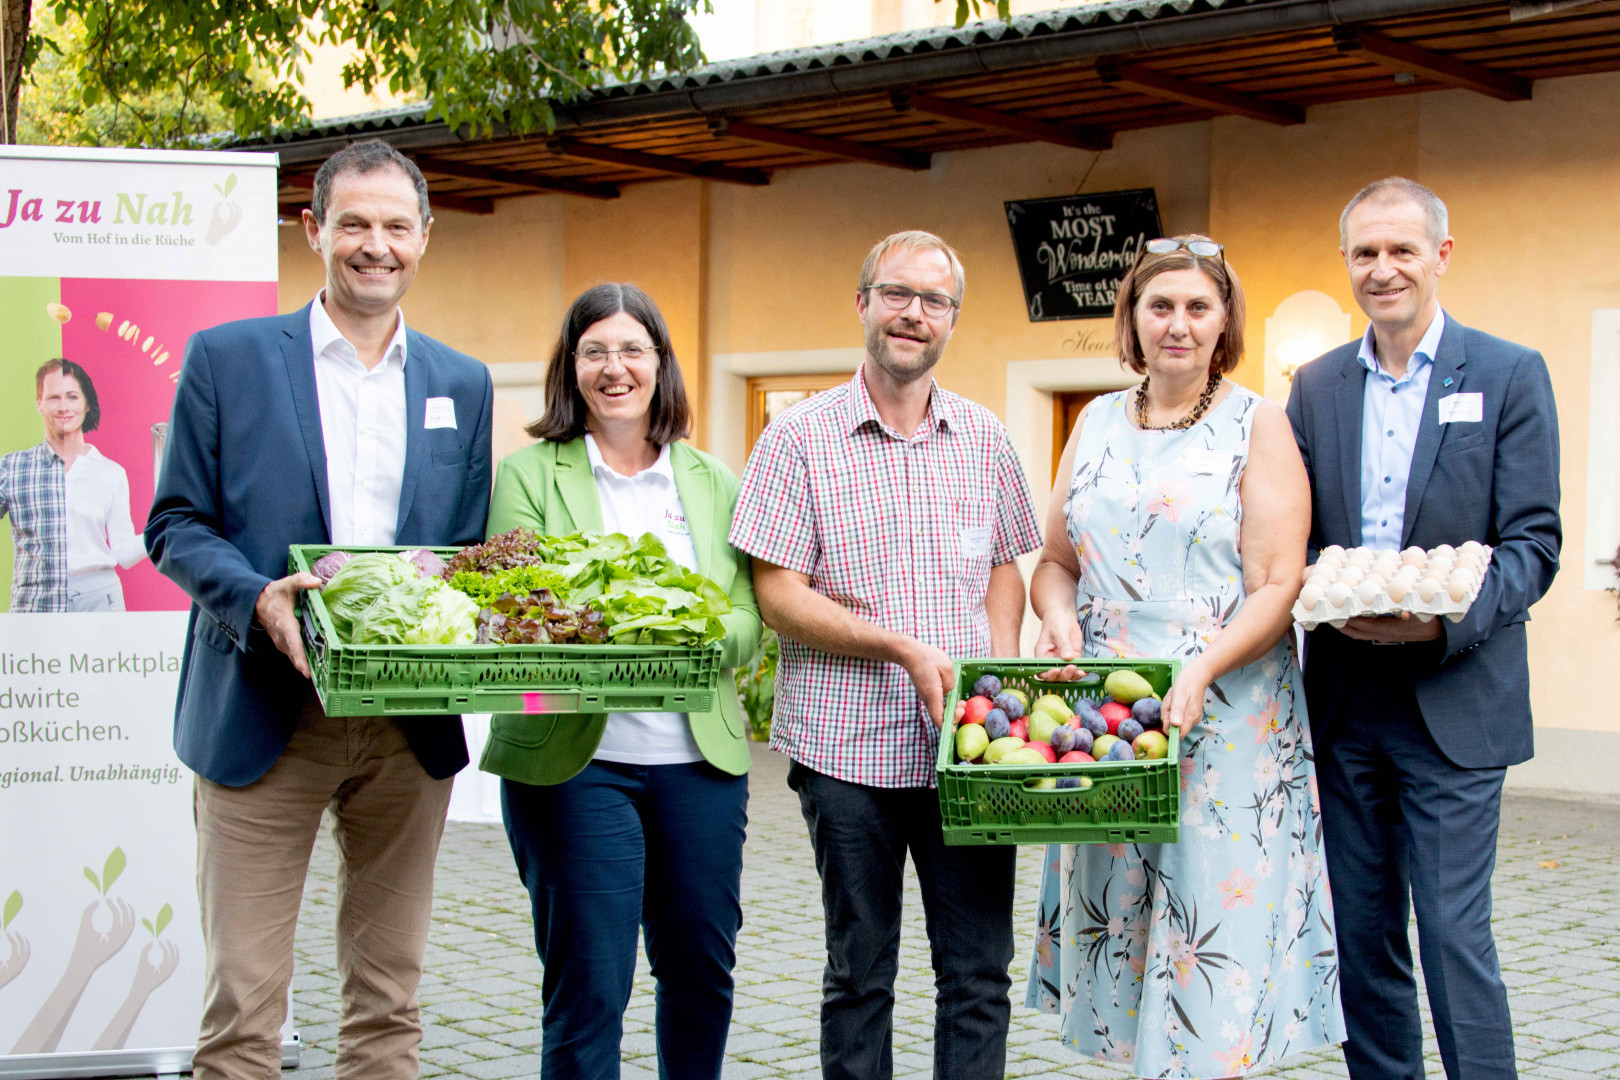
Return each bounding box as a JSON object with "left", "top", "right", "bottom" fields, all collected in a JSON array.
[{"left": 1004, "top": 189, "right": 1163, "bottom": 322}]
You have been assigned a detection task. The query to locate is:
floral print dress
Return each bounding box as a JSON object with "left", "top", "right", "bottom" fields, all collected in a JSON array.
[{"left": 1024, "top": 386, "right": 1345, "bottom": 1077}]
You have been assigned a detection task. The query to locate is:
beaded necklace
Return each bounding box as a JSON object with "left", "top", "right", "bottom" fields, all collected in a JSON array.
[{"left": 1135, "top": 368, "right": 1223, "bottom": 431}]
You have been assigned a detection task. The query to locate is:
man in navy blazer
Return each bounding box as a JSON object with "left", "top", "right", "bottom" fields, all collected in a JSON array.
[
  {"left": 147, "top": 139, "right": 492, "bottom": 1079},
  {"left": 1287, "top": 178, "right": 1559, "bottom": 1080}
]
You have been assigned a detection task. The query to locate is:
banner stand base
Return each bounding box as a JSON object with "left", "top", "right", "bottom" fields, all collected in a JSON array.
[{"left": 0, "top": 1034, "right": 299, "bottom": 1078}]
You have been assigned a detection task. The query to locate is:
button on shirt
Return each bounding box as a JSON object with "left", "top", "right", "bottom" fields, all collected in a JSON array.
[
  {"left": 1359, "top": 309, "right": 1445, "bottom": 551},
  {"left": 310, "top": 292, "right": 409, "bottom": 546},
  {"left": 729, "top": 369, "right": 1043, "bottom": 788},
  {"left": 584, "top": 434, "right": 706, "bottom": 766},
  {"left": 65, "top": 444, "right": 147, "bottom": 582}
]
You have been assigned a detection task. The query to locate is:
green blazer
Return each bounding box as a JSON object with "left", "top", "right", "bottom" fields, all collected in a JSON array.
[{"left": 478, "top": 437, "right": 762, "bottom": 785}]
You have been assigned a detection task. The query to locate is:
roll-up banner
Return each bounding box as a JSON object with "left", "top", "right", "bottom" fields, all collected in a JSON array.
[{"left": 0, "top": 146, "right": 287, "bottom": 1078}]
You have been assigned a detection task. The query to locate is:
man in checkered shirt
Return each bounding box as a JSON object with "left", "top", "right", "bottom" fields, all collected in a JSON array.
[{"left": 730, "top": 231, "right": 1041, "bottom": 1080}]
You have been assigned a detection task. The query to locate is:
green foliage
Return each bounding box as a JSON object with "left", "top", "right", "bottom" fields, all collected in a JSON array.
[
  {"left": 17, "top": 8, "right": 253, "bottom": 147},
  {"left": 14, "top": 0, "right": 712, "bottom": 148},
  {"left": 1, "top": 890, "right": 20, "bottom": 931},
  {"left": 945, "top": 0, "right": 1013, "bottom": 27},
  {"left": 734, "top": 628, "right": 778, "bottom": 742}
]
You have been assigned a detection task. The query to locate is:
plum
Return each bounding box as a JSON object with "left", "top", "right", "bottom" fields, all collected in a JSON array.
[
  {"left": 1049, "top": 725, "right": 1076, "bottom": 755},
  {"left": 972, "top": 674, "right": 1003, "bottom": 699},
  {"left": 1105, "top": 741, "right": 1136, "bottom": 762},
  {"left": 991, "top": 692, "right": 1025, "bottom": 720},
  {"left": 984, "top": 710, "right": 1011, "bottom": 740},
  {"left": 1117, "top": 718, "right": 1144, "bottom": 743},
  {"left": 1072, "top": 727, "right": 1094, "bottom": 755},
  {"left": 1055, "top": 776, "right": 1091, "bottom": 789},
  {"left": 1077, "top": 701, "right": 1108, "bottom": 737},
  {"left": 1131, "top": 698, "right": 1163, "bottom": 730}
]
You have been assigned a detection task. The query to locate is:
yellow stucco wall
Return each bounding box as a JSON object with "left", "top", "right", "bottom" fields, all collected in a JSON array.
[{"left": 273, "top": 71, "right": 1620, "bottom": 762}]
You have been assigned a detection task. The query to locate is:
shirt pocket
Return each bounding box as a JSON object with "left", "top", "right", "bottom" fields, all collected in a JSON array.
[
  {"left": 953, "top": 498, "right": 994, "bottom": 584},
  {"left": 1436, "top": 430, "right": 1488, "bottom": 459}
]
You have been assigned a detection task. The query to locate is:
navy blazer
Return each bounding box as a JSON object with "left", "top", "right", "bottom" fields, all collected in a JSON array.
[
  {"left": 146, "top": 304, "right": 494, "bottom": 787},
  {"left": 1285, "top": 316, "right": 1560, "bottom": 769}
]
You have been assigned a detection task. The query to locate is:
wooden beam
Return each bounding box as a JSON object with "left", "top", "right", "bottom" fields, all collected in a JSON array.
[
  {"left": 891, "top": 90, "right": 1112, "bottom": 152},
  {"left": 709, "top": 117, "right": 931, "bottom": 171},
  {"left": 1332, "top": 27, "right": 1533, "bottom": 101},
  {"left": 1097, "top": 60, "right": 1305, "bottom": 125},
  {"left": 280, "top": 167, "right": 496, "bottom": 216},
  {"left": 414, "top": 155, "right": 620, "bottom": 200},
  {"left": 548, "top": 137, "right": 770, "bottom": 186}
]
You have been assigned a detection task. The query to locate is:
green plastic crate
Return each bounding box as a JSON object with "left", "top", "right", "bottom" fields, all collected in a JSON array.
[
  {"left": 936, "top": 657, "right": 1181, "bottom": 846},
  {"left": 290, "top": 545, "right": 723, "bottom": 717}
]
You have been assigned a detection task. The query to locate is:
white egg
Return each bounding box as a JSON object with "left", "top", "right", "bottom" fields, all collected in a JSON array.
[
  {"left": 1428, "top": 555, "right": 1455, "bottom": 575},
  {"left": 1385, "top": 577, "right": 1410, "bottom": 602},
  {"left": 1337, "top": 566, "right": 1365, "bottom": 586},
  {"left": 1431, "top": 543, "right": 1456, "bottom": 559},
  {"left": 1299, "top": 583, "right": 1324, "bottom": 609},
  {"left": 1326, "top": 583, "right": 1353, "bottom": 608},
  {"left": 1447, "top": 568, "right": 1474, "bottom": 596},
  {"left": 1395, "top": 564, "right": 1422, "bottom": 582},
  {"left": 1355, "top": 580, "right": 1382, "bottom": 606},
  {"left": 1416, "top": 578, "right": 1441, "bottom": 603},
  {"left": 1459, "top": 540, "right": 1485, "bottom": 558},
  {"left": 1347, "top": 549, "right": 1375, "bottom": 570},
  {"left": 1322, "top": 545, "right": 1346, "bottom": 560},
  {"left": 1373, "top": 552, "right": 1402, "bottom": 572},
  {"left": 1362, "top": 572, "right": 1386, "bottom": 589},
  {"left": 1301, "top": 564, "right": 1315, "bottom": 585}
]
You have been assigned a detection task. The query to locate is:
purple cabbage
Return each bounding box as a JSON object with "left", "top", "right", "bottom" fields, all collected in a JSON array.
[
  {"left": 311, "top": 550, "right": 353, "bottom": 583},
  {"left": 402, "top": 548, "right": 448, "bottom": 580}
]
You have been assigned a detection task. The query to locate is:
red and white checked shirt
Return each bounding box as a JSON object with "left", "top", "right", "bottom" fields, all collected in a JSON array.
[{"left": 729, "top": 367, "right": 1042, "bottom": 788}]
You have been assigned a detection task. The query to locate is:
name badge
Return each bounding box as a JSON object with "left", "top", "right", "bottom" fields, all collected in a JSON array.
[
  {"left": 962, "top": 524, "right": 993, "bottom": 559},
  {"left": 1180, "top": 448, "right": 1233, "bottom": 475},
  {"left": 424, "top": 396, "right": 456, "bottom": 429},
  {"left": 1437, "top": 392, "right": 1482, "bottom": 424},
  {"left": 662, "top": 507, "right": 691, "bottom": 537}
]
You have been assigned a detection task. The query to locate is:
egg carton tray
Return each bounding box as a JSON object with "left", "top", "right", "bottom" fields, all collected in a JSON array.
[{"left": 1292, "top": 546, "right": 1492, "bottom": 631}]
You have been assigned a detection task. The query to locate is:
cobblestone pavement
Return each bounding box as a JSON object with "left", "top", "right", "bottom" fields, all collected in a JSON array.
[{"left": 286, "top": 743, "right": 1620, "bottom": 1080}]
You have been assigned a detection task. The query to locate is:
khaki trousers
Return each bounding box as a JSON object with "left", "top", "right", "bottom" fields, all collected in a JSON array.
[{"left": 192, "top": 701, "right": 453, "bottom": 1080}]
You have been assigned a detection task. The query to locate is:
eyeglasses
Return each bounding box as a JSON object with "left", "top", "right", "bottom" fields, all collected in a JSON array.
[
  {"left": 576, "top": 344, "right": 657, "bottom": 365},
  {"left": 1145, "top": 238, "right": 1224, "bottom": 259},
  {"left": 864, "top": 283, "right": 960, "bottom": 319}
]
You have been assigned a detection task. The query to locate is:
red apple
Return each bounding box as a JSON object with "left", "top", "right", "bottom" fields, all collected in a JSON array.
[
  {"left": 1099, "top": 701, "right": 1132, "bottom": 735},
  {"left": 1058, "top": 750, "right": 1095, "bottom": 764},
  {"left": 962, "top": 695, "right": 992, "bottom": 725},
  {"left": 1027, "top": 741, "right": 1057, "bottom": 763},
  {"left": 1008, "top": 718, "right": 1029, "bottom": 741}
]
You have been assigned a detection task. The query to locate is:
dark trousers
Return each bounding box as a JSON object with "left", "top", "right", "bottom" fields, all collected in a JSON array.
[
  {"left": 502, "top": 761, "right": 748, "bottom": 1080},
  {"left": 787, "top": 760, "right": 1016, "bottom": 1080},
  {"left": 1316, "top": 663, "right": 1517, "bottom": 1080}
]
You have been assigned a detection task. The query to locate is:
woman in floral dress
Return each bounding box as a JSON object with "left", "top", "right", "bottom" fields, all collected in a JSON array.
[{"left": 1023, "top": 237, "right": 1345, "bottom": 1077}]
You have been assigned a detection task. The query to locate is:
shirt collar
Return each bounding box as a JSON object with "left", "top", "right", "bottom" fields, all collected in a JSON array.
[
  {"left": 844, "top": 364, "right": 956, "bottom": 438},
  {"left": 40, "top": 441, "right": 99, "bottom": 465},
  {"left": 583, "top": 433, "right": 673, "bottom": 482},
  {"left": 1356, "top": 308, "right": 1445, "bottom": 380},
  {"left": 310, "top": 290, "right": 408, "bottom": 368}
]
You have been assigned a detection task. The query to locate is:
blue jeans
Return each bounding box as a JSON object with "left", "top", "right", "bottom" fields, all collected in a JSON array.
[
  {"left": 787, "top": 760, "right": 1016, "bottom": 1080},
  {"left": 502, "top": 760, "right": 748, "bottom": 1080}
]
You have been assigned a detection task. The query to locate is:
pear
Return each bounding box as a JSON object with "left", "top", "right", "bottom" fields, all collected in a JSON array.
[
  {"left": 955, "top": 723, "right": 990, "bottom": 764},
  {"left": 999, "top": 747, "right": 1050, "bottom": 766},
  {"left": 983, "top": 736, "right": 1027, "bottom": 765},
  {"left": 1104, "top": 670, "right": 1158, "bottom": 705},
  {"left": 1031, "top": 694, "right": 1073, "bottom": 722},
  {"left": 1028, "top": 711, "right": 1063, "bottom": 745}
]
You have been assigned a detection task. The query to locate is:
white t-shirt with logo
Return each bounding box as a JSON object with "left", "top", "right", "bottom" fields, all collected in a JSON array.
[{"left": 583, "top": 435, "right": 705, "bottom": 765}]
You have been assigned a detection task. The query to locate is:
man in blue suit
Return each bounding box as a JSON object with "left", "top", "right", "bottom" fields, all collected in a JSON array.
[
  {"left": 1286, "top": 177, "right": 1560, "bottom": 1080},
  {"left": 147, "top": 139, "right": 492, "bottom": 1079}
]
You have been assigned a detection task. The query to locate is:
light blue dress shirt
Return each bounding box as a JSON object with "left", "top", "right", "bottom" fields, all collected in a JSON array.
[{"left": 1359, "top": 309, "right": 1445, "bottom": 550}]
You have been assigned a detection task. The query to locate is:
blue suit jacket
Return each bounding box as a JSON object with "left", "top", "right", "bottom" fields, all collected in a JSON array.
[
  {"left": 1285, "top": 316, "right": 1560, "bottom": 769},
  {"left": 146, "top": 303, "right": 494, "bottom": 787}
]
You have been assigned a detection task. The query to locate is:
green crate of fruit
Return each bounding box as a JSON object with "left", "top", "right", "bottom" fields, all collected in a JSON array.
[
  {"left": 936, "top": 658, "right": 1181, "bottom": 846},
  {"left": 289, "top": 545, "right": 723, "bottom": 717}
]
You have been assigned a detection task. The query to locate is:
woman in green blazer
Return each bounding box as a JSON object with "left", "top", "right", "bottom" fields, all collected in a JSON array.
[{"left": 483, "top": 283, "right": 761, "bottom": 1080}]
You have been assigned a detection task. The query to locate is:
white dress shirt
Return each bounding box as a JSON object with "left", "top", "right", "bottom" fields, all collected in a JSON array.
[
  {"left": 64, "top": 444, "right": 146, "bottom": 588},
  {"left": 584, "top": 434, "right": 706, "bottom": 766},
  {"left": 310, "top": 291, "right": 409, "bottom": 546}
]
